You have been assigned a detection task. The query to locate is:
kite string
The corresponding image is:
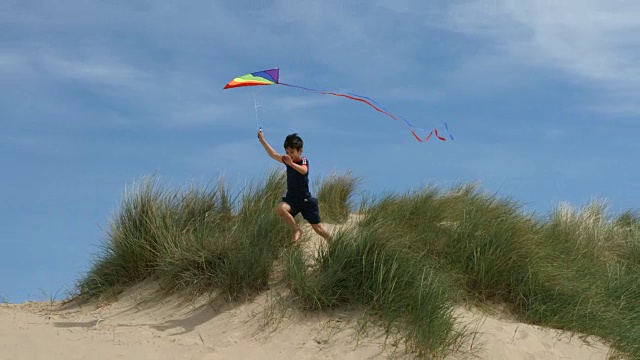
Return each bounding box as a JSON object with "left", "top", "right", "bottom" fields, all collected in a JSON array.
[{"left": 253, "top": 87, "right": 264, "bottom": 131}]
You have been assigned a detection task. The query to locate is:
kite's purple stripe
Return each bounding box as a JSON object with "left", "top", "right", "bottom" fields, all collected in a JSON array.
[
  {"left": 265, "top": 69, "right": 279, "bottom": 83},
  {"left": 253, "top": 71, "right": 277, "bottom": 84}
]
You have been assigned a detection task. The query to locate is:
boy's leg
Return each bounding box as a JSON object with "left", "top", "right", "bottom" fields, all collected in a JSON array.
[
  {"left": 310, "top": 223, "right": 332, "bottom": 241},
  {"left": 301, "top": 197, "right": 331, "bottom": 241},
  {"left": 276, "top": 201, "right": 302, "bottom": 242}
]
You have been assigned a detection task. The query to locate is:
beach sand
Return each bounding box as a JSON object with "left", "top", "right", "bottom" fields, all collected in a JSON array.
[
  {"left": 0, "top": 288, "right": 612, "bottom": 360},
  {"left": 0, "top": 218, "right": 613, "bottom": 359}
]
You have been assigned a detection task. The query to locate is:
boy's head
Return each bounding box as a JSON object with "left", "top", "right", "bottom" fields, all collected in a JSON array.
[{"left": 284, "top": 133, "right": 303, "bottom": 161}]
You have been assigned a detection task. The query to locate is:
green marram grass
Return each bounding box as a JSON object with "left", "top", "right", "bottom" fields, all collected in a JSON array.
[
  {"left": 77, "top": 171, "right": 289, "bottom": 300},
  {"left": 284, "top": 225, "right": 465, "bottom": 358},
  {"left": 315, "top": 170, "right": 361, "bottom": 223},
  {"left": 352, "top": 186, "right": 639, "bottom": 358},
  {"left": 76, "top": 172, "right": 639, "bottom": 359}
]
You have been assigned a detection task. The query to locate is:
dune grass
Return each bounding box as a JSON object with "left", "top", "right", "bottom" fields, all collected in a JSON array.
[
  {"left": 315, "top": 171, "right": 361, "bottom": 223},
  {"left": 77, "top": 171, "right": 289, "bottom": 301},
  {"left": 284, "top": 226, "right": 464, "bottom": 358},
  {"left": 77, "top": 171, "right": 639, "bottom": 358},
  {"left": 530, "top": 202, "right": 640, "bottom": 358},
  {"left": 348, "top": 185, "right": 639, "bottom": 358}
]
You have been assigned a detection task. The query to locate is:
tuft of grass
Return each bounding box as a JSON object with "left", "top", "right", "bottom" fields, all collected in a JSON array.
[
  {"left": 37, "top": 287, "right": 68, "bottom": 306},
  {"left": 77, "top": 171, "right": 289, "bottom": 301},
  {"left": 615, "top": 209, "right": 640, "bottom": 228},
  {"left": 316, "top": 171, "right": 360, "bottom": 224},
  {"left": 530, "top": 201, "right": 640, "bottom": 357},
  {"left": 357, "top": 184, "right": 540, "bottom": 303},
  {"left": 285, "top": 224, "right": 463, "bottom": 358},
  {"left": 614, "top": 209, "right": 640, "bottom": 266},
  {"left": 353, "top": 186, "right": 640, "bottom": 358}
]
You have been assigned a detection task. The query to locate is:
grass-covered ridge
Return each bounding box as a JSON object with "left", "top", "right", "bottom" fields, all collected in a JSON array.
[
  {"left": 77, "top": 172, "right": 639, "bottom": 359},
  {"left": 78, "top": 171, "right": 290, "bottom": 300}
]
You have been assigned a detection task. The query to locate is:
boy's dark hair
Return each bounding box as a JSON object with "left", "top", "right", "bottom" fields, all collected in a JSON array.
[{"left": 284, "top": 133, "right": 303, "bottom": 150}]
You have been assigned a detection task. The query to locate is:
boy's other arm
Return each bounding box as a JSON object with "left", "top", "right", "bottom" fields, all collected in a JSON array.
[
  {"left": 285, "top": 160, "right": 308, "bottom": 175},
  {"left": 258, "top": 131, "right": 283, "bottom": 163}
]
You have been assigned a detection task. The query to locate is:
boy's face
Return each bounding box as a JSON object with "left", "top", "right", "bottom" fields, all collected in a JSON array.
[{"left": 285, "top": 147, "right": 303, "bottom": 162}]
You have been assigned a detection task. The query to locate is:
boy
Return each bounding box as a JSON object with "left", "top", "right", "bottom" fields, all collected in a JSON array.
[{"left": 258, "top": 130, "right": 331, "bottom": 244}]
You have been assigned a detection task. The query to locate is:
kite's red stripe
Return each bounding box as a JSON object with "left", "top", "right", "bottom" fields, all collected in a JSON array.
[{"left": 224, "top": 81, "right": 273, "bottom": 89}]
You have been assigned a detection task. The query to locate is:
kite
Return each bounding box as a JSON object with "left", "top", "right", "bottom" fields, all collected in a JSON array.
[{"left": 223, "top": 68, "right": 453, "bottom": 142}]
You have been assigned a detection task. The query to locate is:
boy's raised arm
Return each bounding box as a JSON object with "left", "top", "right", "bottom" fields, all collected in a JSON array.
[{"left": 258, "top": 130, "right": 283, "bottom": 163}]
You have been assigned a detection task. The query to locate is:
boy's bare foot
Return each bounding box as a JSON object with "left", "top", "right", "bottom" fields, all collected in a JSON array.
[{"left": 292, "top": 229, "right": 302, "bottom": 244}]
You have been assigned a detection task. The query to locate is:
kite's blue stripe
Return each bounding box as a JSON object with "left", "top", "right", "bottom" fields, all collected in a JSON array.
[{"left": 252, "top": 71, "right": 276, "bottom": 83}]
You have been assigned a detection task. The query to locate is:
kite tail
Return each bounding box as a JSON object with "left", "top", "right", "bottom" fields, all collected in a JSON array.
[
  {"left": 279, "top": 83, "right": 398, "bottom": 120},
  {"left": 358, "top": 93, "right": 454, "bottom": 142},
  {"left": 279, "top": 82, "right": 451, "bottom": 143},
  {"left": 401, "top": 117, "right": 448, "bottom": 142}
]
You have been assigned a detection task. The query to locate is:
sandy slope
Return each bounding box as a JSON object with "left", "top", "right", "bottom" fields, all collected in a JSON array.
[
  {"left": 0, "top": 283, "right": 405, "bottom": 360},
  {"left": 0, "top": 288, "right": 612, "bottom": 360},
  {"left": 0, "top": 218, "right": 613, "bottom": 359}
]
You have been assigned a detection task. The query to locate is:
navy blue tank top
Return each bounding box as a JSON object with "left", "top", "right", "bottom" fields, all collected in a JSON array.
[{"left": 284, "top": 157, "right": 311, "bottom": 201}]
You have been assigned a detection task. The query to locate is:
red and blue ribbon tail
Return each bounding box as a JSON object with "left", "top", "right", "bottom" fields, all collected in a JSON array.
[
  {"left": 401, "top": 117, "right": 447, "bottom": 142},
  {"left": 279, "top": 83, "right": 398, "bottom": 120},
  {"left": 279, "top": 82, "right": 448, "bottom": 143},
  {"left": 340, "top": 92, "right": 452, "bottom": 142}
]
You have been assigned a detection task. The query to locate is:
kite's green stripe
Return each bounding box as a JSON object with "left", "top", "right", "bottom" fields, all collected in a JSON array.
[{"left": 238, "top": 74, "right": 272, "bottom": 82}]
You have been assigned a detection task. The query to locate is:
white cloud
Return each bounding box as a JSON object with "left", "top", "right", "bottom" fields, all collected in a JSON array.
[
  {"left": 0, "top": 46, "right": 242, "bottom": 130},
  {"left": 0, "top": 49, "right": 150, "bottom": 89},
  {"left": 438, "top": 0, "right": 640, "bottom": 114},
  {"left": 40, "top": 55, "right": 150, "bottom": 88},
  {"left": 4, "top": 0, "right": 639, "bottom": 137}
]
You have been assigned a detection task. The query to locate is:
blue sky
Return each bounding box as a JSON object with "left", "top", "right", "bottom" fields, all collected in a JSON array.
[{"left": 1, "top": 1, "right": 638, "bottom": 302}]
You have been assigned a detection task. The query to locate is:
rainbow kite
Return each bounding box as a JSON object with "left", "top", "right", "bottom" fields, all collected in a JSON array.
[
  {"left": 224, "top": 68, "right": 453, "bottom": 142},
  {"left": 224, "top": 69, "right": 280, "bottom": 89}
]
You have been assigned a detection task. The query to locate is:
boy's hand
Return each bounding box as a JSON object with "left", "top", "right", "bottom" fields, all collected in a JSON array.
[
  {"left": 257, "top": 129, "right": 264, "bottom": 141},
  {"left": 282, "top": 155, "right": 293, "bottom": 165}
]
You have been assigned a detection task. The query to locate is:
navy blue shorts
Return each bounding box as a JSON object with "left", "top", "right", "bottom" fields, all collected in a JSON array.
[{"left": 282, "top": 197, "right": 321, "bottom": 224}]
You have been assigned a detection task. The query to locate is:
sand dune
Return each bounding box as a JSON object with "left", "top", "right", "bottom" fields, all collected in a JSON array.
[
  {"left": 0, "top": 284, "right": 612, "bottom": 360},
  {"left": 0, "top": 219, "right": 613, "bottom": 359}
]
